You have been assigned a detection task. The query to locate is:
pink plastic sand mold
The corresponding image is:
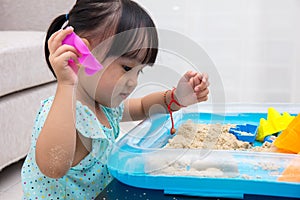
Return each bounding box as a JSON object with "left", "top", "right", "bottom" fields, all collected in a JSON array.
[{"left": 62, "top": 32, "right": 103, "bottom": 75}]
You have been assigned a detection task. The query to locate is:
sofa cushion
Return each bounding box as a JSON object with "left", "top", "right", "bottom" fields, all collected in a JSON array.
[
  {"left": 0, "top": 82, "right": 56, "bottom": 171},
  {"left": 0, "top": 31, "right": 55, "bottom": 97}
]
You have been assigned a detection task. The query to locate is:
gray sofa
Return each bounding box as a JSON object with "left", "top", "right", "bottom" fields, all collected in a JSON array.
[{"left": 0, "top": 0, "right": 75, "bottom": 171}]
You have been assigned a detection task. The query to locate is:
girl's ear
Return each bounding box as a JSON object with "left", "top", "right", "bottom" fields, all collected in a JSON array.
[{"left": 81, "top": 38, "right": 91, "bottom": 50}]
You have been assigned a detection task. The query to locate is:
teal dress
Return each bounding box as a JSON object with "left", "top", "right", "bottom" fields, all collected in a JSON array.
[{"left": 21, "top": 96, "right": 124, "bottom": 199}]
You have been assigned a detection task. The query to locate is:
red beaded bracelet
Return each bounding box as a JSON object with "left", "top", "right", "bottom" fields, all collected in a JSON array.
[{"left": 163, "top": 88, "right": 186, "bottom": 134}]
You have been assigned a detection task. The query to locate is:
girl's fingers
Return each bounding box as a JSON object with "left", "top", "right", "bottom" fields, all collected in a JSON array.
[
  {"left": 48, "top": 30, "right": 61, "bottom": 44},
  {"left": 194, "top": 77, "right": 208, "bottom": 92},
  {"left": 183, "top": 71, "right": 197, "bottom": 81},
  {"left": 48, "top": 30, "right": 62, "bottom": 53},
  {"left": 189, "top": 77, "right": 194, "bottom": 87},
  {"left": 202, "top": 73, "right": 209, "bottom": 84},
  {"left": 195, "top": 81, "right": 209, "bottom": 91},
  {"left": 49, "top": 45, "right": 80, "bottom": 70},
  {"left": 197, "top": 95, "right": 209, "bottom": 102},
  {"left": 193, "top": 72, "right": 209, "bottom": 102},
  {"left": 63, "top": 51, "right": 80, "bottom": 65},
  {"left": 196, "top": 88, "right": 209, "bottom": 101},
  {"left": 193, "top": 74, "right": 203, "bottom": 91},
  {"left": 51, "top": 44, "right": 81, "bottom": 58},
  {"left": 179, "top": 71, "right": 209, "bottom": 101},
  {"left": 51, "top": 51, "right": 80, "bottom": 71},
  {"left": 197, "top": 87, "right": 209, "bottom": 97},
  {"left": 48, "top": 26, "right": 74, "bottom": 54},
  {"left": 183, "top": 71, "right": 201, "bottom": 89}
]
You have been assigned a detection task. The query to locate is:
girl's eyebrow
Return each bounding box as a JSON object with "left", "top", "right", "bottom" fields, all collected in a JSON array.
[{"left": 120, "top": 57, "right": 142, "bottom": 66}]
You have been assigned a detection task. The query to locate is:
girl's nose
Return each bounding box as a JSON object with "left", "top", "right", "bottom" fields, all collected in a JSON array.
[{"left": 126, "top": 78, "right": 137, "bottom": 88}]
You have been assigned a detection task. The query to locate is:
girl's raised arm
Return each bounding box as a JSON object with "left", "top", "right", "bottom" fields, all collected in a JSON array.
[{"left": 35, "top": 27, "right": 80, "bottom": 178}]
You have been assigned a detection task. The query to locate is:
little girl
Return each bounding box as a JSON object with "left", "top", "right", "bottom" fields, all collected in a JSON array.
[{"left": 21, "top": 0, "right": 209, "bottom": 199}]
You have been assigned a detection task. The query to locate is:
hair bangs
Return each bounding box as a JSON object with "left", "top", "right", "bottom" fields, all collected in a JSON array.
[
  {"left": 120, "top": 28, "right": 158, "bottom": 65},
  {"left": 106, "top": 0, "right": 158, "bottom": 66}
]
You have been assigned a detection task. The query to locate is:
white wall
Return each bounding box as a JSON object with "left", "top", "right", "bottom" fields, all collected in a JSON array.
[{"left": 135, "top": 0, "right": 300, "bottom": 104}]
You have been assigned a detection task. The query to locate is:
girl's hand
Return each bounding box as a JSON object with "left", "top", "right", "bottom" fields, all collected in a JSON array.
[
  {"left": 175, "top": 71, "right": 209, "bottom": 106},
  {"left": 48, "top": 26, "right": 81, "bottom": 86}
]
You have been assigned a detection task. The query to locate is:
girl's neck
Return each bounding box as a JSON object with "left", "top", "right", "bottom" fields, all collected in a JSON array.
[
  {"left": 76, "top": 83, "right": 111, "bottom": 129},
  {"left": 76, "top": 83, "right": 98, "bottom": 111}
]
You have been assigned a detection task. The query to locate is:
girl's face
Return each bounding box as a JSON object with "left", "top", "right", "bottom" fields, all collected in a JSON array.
[{"left": 79, "top": 56, "right": 144, "bottom": 108}]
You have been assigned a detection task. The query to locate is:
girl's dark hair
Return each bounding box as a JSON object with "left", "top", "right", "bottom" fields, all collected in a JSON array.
[{"left": 44, "top": 0, "right": 158, "bottom": 78}]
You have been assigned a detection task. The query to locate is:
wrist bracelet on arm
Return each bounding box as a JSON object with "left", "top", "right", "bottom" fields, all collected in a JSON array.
[
  {"left": 163, "top": 88, "right": 186, "bottom": 135},
  {"left": 163, "top": 89, "right": 170, "bottom": 110}
]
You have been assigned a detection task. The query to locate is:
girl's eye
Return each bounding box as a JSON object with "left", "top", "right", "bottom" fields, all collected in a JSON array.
[{"left": 122, "top": 65, "right": 132, "bottom": 72}]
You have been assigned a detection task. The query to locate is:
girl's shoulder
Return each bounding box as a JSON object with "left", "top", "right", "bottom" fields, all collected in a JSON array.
[
  {"left": 38, "top": 96, "right": 124, "bottom": 119},
  {"left": 35, "top": 96, "right": 55, "bottom": 122}
]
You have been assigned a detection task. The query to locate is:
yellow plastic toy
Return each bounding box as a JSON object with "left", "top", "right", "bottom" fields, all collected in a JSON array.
[{"left": 256, "top": 107, "right": 295, "bottom": 142}]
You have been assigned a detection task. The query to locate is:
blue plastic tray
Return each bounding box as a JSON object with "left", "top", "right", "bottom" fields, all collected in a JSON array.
[{"left": 107, "top": 111, "right": 300, "bottom": 199}]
